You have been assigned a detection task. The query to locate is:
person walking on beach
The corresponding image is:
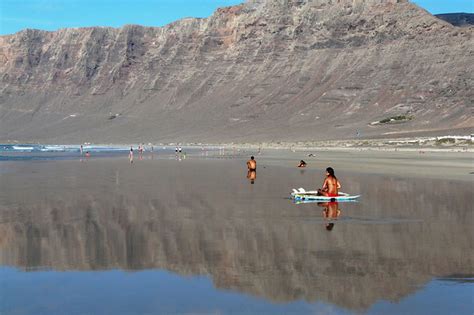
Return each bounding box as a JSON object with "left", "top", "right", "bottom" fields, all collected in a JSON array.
[
  {"left": 129, "top": 147, "right": 134, "bottom": 163},
  {"left": 247, "top": 156, "right": 256, "bottom": 171},
  {"left": 80, "top": 144, "right": 83, "bottom": 155},
  {"left": 138, "top": 144, "right": 144, "bottom": 160},
  {"left": 317, "top": 167, "right": 341, "bottom": 197}
]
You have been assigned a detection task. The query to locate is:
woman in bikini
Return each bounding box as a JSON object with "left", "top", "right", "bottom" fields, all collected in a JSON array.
[{"left": 318, "top": 167, "right": 341, "bottom": 197}]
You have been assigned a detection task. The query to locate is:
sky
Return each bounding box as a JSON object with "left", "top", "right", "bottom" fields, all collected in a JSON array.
[{"left": 0, "top": 0, "right": 473, "bottom": 35}]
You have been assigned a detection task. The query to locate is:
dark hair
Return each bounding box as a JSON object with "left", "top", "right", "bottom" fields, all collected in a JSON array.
[
  {"left": 326, "top": 167, "right": 336, "bottom": 180},
  {"left": 326, "top": 223, "right": 335, "bottom": 231},
  {"left": 251, "top": 156, "right": 254, "bottom": 160}
]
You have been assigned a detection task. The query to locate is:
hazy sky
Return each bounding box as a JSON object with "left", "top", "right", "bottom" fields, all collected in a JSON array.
[{"left": 1, "top": 0, "right": 472, "bottom": 35}]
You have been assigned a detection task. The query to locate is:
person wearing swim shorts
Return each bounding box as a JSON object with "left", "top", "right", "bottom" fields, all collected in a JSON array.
[
  {"left": 318, "top": 167, "right": 341, "bottom": 197},
  {"left": 247, "top": 156, "right": 257, "bottom": 171}
]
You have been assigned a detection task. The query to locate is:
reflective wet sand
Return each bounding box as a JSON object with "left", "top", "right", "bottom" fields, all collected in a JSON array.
[{"left": 0, "top": 155, "right": 473, "bottom": 314}]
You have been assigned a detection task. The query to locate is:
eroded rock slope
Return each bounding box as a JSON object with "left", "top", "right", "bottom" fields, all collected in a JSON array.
[{"left": 0, "top": 0, "right": 472, "bottom": 143}]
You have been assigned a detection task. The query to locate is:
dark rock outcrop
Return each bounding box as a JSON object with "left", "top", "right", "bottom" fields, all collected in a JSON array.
[
  {"left": 436, "top": 13, "right": 474, "bottom": 27},
  {"left": 0, "top": 0, "right": 472, "bottom": 143}
]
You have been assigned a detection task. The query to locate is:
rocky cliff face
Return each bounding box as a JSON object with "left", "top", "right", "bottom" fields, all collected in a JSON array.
[{"left": 0, "top": 0, "right": 472, "bottom": 143}]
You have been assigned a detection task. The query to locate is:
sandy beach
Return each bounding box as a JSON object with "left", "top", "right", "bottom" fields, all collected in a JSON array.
[
  {"left": 0, "top": 151, "right": 473, "bottom": 314},
  {"left": 249, "top": 148, "right": 474, "bottom": 182}
]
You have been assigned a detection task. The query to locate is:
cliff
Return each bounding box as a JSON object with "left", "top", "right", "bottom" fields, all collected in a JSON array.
[{"left": 0, "top": 0, "right": 473, "bottom": 143}]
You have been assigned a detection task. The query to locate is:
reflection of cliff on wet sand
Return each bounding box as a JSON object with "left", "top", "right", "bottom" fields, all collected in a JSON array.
[{"left": 0, "top": 159, "right": 472, "bottom": 311}]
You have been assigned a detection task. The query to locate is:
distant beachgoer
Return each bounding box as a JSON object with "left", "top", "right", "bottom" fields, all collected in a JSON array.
[
  {"left": 175, "top": 147, "right": 178, "bottom": 153},
  {"left": 247, "top": 156, "right": 257, "bottom": 171},
  {"left": 80, "top": 145, "right": 83, "bottom": 155},
  {"left": 85, "top": 151, "right": 90, "bottom": 158},
  {"left": 178, "top": 146, "right": 182, "bottom": 153},
  {"left": 298, "top": 160, "right": 307, "bottom": 168},
  {"left": 129, "top": 147, "right": 134, "bottom": 163},
  {"left": 317, "top": 167, "right": 341, "bottom": 197}
]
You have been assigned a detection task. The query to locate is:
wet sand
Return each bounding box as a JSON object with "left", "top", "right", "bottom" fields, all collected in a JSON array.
[
  {"left": 257, "top": 149, "right": 474, "bottom": 182},
  {"left": 0, "top": 152, "right": 473, "bottom": 314}
]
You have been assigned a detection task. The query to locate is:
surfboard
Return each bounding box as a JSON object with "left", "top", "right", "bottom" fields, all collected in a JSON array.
[{"left": 291, "top": 188, "right": 360, "bottom": 201}]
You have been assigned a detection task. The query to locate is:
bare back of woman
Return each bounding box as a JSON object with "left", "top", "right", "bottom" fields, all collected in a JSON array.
[{"left": 318, "top": 167, "right": 341, "bottom": 197}]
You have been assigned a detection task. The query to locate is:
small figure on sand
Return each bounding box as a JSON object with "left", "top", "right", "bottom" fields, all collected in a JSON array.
[
  {"left": 85, "top": 151, "right": 90, "bottom": 159},
  {"left": 297, "top": 160, "right": 307, "bottom": 168},
  {"left": 247, "top": 156, "right": 257, "bottom": 184},
  {"left": 317, "top": 167, "right": 341, "bottom": 197},
  {"left": 129, "top": 147, "right": 134, "bottom": 163},
  {"left": 138, "top": 144, "right": 144, "bottom": 160},
  {"left": 247, "top": 156, "right": 256, "bottom": 171},
  {"left": 80, "top": 144, "right": 83, "bottom": 155}
]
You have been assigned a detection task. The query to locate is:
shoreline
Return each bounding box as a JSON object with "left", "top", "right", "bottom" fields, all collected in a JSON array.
[
  {"left": 1, "top": 146, "right": 472, "bottom": 182},
  {"left": 2, "top": 139, "right": 473, "bottom": 153}
]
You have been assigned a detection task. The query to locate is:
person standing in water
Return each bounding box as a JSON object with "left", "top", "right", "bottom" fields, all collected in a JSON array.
[
  {"left": 80, "top": 144, "right": 83, "bottom": 155},
  {"left": 318, "top": 167, "right": 341, "bottom": 197},
  {"left": 246, "top": 156, "right": 257, "bottom": 184},
  {"left": 247, "top": 156, "right": 256, "bottom": 171},
  {"left": 129, "top": 147, "right": 134, "bottom": 163}
]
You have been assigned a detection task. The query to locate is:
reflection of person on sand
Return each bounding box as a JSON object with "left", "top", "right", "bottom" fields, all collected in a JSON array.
[
  {"left": 318, "top": 201, "right": 341, "bottom": 231},
  {"left": 247, "top": 170, "right": 256, "bottom": 184},
  {"left": 247, "top": 156, "right": 256, "bottom": 171},
  {"left": 317, "top": 167, "right": 341, "bottom": 197},
  {"left": 297, "top": 160, "right": 307, "bottom": 168}
]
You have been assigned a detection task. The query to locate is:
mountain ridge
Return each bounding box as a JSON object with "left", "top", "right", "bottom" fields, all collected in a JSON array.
[
  {"left": 0, "top": 0, "right": 472, "bottom": 143},
  {"left": 435, "top": 13, "right": 474, "bottom": 27}
]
